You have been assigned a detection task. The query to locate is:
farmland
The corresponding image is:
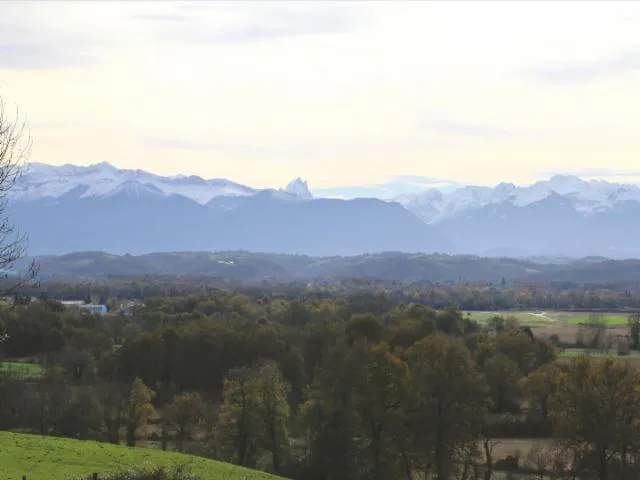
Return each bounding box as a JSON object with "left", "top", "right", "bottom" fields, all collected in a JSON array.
[
  {"left": 0, "top": 361, "right": 43, "bottom": 376},
  {"left": 0, "top": 432, "right": 281, "bottom": 480},
  {"left": 465, "top": 310, "right": 631, "bottom": 326},
  {"left": 559, "top": 348, "right": 640, "bottom": 359}
]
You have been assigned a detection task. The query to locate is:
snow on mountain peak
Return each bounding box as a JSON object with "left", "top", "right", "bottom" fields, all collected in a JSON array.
[
  {"left": 283, "top": 177, "right": 313, "bottom": 199},
  {"left": 105, "top": 180, "right": 164, "bottom": 198},
  {"left": 13, "top": 162, "right": 256, "bottom": 205},
  {"left": 395, "top": 175, "right": 640, "bottom": 223},
  {"left": 541, "top": 174, "right": 588, "bottom": 194}
]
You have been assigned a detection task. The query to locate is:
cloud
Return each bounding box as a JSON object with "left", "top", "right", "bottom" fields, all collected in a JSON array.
[
  {"left": 540, "top": 168, "right": 640, "bottom": 179},
  {"left": 141, "top": 136, "right": 214, "bottom": 151},
  {"left": 313, "top": 175, "right": 462, "bottom": 199},
  {"left": 155, "top": 2, "right": 366, "bottom": 45},
  {"left": 421, "top": 118, "right": 511, "bottom": 138},
  {"left": 139, "top": 133, "right": 463, "bottom": 160},
  {"left": 0, "top": 43, "right": 90, "bottom": 70},
  {"left": 130, "top": 13, "right": 190, "bottom": 23},
  {"left": 0, "top": 5, "right": 104, "bottom": 70},
  {"left": 0, "top": 2, "right": 367, "bottom": 71},
  {"left": 526, "top": 49, "right": 640, "bottom": 85}
]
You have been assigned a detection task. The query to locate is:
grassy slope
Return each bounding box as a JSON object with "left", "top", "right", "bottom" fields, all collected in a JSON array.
[{"left": 0, "top": 432, "right": 282, "bottom": 480}]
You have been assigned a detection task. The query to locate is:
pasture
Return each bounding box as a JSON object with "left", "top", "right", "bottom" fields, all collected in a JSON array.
[
  {"left": 465, "top": 310, "right": 630, "bottom": 327},
  {"left": 0, "top": 361, "right": 43, "bottom": 376},
  {"left": 0, "top": 431, "right": 281, "bottom": 480}
]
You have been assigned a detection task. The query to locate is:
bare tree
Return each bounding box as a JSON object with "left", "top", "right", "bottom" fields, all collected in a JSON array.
[{"left": 0, "top": 96, "right": 38, "bottom": 295}]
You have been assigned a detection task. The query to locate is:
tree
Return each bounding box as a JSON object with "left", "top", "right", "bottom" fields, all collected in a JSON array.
[
  {"left": 125, "top": 377, "right": 156, "bottom": 447},
  {"left": 165, "top": 391, "right": 205, "bottom": 452},
  {"left": 494, "top": 330, "right": 555, "bottom": 375},
  {"left": 482, "top": 353, "right": 522, "bottom": 413},
  {"left": 58, "top": 385, "right": 103, "bottom": 439},
  {"left": 408, "top": 333, "right": 487, "bottom": 480},
  {"left": 582, "top": 314, "right": 607, "bottom": 351},
  {"left": 0, "top": 96, "right": 38, "bottom": 295},
  {"left": 628, "top": 313, "right": 640, "bottom": 351},
  {"left": 549, "top": 357, "right": 640, "bottom": 480},
  {"left": 97, "top": 381, "right": 128, "bottom": 444},
  {"left": 346, "top": 313, "right": 384, "bottom": 344},
  {"left": 520, "top": 361, "right": 563, "bottom": 426},
  {"left": 35, "top": 367, "right": 69, "bottom": 435},
  {"left": 254, "top": 361, "right": 291, "bottom": 473},
  {"left": 355, "top": 343, "right": 410, "bottom": 480},
  {"left": 217, "top": 367, "right": 260, "bottom": 467},
  {"left": 301, "top": 337, "right": 367, "bottom": 480}
]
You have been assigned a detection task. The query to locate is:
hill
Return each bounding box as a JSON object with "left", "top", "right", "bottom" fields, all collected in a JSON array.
[
  {"left": 22, "top": 250, "right": 640, "bottom": 285},
  {"left": 0, "top": 431, "right": 282, "bottom": 480}
]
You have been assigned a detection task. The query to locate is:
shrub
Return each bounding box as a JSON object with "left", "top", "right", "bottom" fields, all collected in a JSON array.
[
  {"left": 79, "top": 466, "right": 200, "bottom": 480},
  {"left": 618, "top": 342, "right": 631, "bottom": 356}
]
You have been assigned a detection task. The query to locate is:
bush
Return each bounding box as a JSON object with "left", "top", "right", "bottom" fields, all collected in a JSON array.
[
  {"left": 80, "top": 466, "right": 200, "bottom": 480},
  {"left": 617, "top": 343, "right": 631, "bottom": 356}
]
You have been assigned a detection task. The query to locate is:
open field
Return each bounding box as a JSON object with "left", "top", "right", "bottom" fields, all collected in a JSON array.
[
  {"left": 559, "top": 348, "right": 640, "bottom": 360},
  {"left": 465, "top": 311, "right": 557, "bottom": 326},
  {"left": 0, "top": 361, "right": 43, "bottom": 376},
  {"left": 0, "top": 431, "right": 282, "bottom": 480},
  {"left": 465, "top": 310, "right": 631, "bottom": 326}
]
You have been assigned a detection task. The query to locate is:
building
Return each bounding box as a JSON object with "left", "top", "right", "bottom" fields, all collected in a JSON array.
[
  {"left": 81, "top": 304, "right": 108, "bottom": 315},
  {"left": 61, "top": 300, "right": 108, "bottom": 315}
]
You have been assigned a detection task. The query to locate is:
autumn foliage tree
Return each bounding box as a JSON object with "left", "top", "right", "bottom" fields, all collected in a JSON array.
[{"left": 125, "top": 377, "right": 156, "bottom": 447}]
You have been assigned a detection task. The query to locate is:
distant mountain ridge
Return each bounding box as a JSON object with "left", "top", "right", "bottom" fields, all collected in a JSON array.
[
  {"left": 22, "top": 250, "right": 640, "bottom": 285},
  {"left": 10, "top": 162, "right": 640, "bottom": 258}
]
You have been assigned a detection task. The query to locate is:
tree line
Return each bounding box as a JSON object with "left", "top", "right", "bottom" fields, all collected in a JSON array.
[{"left": 11, "top": 276, "right": 640, "bottom": 311}]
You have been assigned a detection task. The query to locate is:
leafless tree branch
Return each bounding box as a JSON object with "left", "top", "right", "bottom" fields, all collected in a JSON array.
[{"left": 0, "top": 96, "right": 39, "bottom": 297}]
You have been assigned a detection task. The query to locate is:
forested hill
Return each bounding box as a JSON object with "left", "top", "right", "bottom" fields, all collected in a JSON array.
[{"left": 22, "top": 251, "right": 640, "bottom": 285}]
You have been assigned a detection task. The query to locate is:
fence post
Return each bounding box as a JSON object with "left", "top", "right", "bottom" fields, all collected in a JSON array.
[{"left": 93, "top": 474, "right": 99, "bottom": 480}]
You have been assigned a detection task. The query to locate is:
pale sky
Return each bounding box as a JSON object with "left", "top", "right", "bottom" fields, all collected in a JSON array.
[{"left": 1, "top": 0, "right": 640, "bottom": 192}]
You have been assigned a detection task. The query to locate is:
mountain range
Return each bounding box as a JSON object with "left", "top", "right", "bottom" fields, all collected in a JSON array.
[{"left": 8, "top": 162, "right": 640, "bottom": 258}]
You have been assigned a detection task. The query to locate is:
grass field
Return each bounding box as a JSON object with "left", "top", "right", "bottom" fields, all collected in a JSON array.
[
  {"left": 465, "top": 310, "right": 630, "bottom": 326},
  {"left": 0, "top": 361, "right": 43, "bottom": 376},
  {"left": 559, "top": 348, "right": 640, "bottom": 359},
  {"left": 0, "top": 431, "right": 282, "bottom": 480}
]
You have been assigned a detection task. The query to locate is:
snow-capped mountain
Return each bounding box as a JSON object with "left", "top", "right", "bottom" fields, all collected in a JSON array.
[
  {"left": 12, "top": 162, "right": 263, "bottom": 204},
  {"left": 10, "top": 162, "right": 640, "bottom": 258},
  {"left": 13, "top": 162, "right": 318, "bottom": 205},
  {"left": 395, "top": 175, "right": 640, "bottom": 224},
  {"left": 7, "top": 162, "right": 448, "bottom": 257}
]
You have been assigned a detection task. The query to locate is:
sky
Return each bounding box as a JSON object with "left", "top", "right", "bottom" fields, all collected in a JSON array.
[{"left": 1, "top": 1, "right": 640, "bottom": 196}]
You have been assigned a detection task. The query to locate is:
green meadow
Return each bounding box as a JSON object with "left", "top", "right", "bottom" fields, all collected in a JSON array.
[
  {"left": 0, "top": 361, "right": 43, "bottom": 376},
  {"left": 0, "top": 431, "right": 282, "bottom": 480},
  {"left": 465, "top": 310, "right": 630, "bottom": 326}
]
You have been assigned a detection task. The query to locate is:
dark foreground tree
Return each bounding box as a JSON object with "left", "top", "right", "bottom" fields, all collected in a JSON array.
[
  {"left": 550, "top": 357, "right": 640, "bottom": 480},
  {"left": 0, "top": 95, "right": 38, "bottom": 294}
]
